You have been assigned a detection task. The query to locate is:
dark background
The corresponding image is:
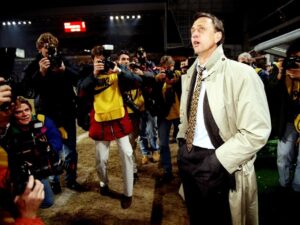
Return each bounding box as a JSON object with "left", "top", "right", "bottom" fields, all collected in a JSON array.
[{"left": 0, "top": 0, "right": 298, "bottom": 58}]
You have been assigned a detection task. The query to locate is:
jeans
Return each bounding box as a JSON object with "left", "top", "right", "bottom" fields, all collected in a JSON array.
[
  {"left": 49, "top": 149, "right": 64, "bottom": 184},
  {"left": 277, "top": 122, "right": 300, "bottom": 191},
  {"left": 40, "top": 178, "right": 54, "bottom": 208},
  {"left": 62, "top": 118, "right": 78, "bottom": 183},
  {"left": 158, "top": 117, "right": 180, "bottom": 175},
  {"left": 139, "top": 110, "right": 159, "bottom": 156}
]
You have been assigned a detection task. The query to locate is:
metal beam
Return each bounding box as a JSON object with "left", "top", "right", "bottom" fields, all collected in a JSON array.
[{"left": 253, "top": 28, "right": 300, "bottom": 56}]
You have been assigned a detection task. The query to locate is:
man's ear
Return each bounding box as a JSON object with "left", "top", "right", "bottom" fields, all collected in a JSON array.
[{"left": 215, "top": 32, "right": 222, "bottom": 44}]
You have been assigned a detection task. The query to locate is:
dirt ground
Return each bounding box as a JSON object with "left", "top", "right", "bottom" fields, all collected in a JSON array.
[{"left": 39, "top": 128, "right": 189, "bottom": 225}]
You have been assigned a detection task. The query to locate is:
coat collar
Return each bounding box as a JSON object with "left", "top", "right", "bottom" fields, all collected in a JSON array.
[{"left": 187, "top": 45, "right": 226, "bottom": 79}]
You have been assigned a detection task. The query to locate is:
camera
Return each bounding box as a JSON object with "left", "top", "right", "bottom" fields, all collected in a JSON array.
[
  {"left": 123, "top": 93, "right": 141, "bottom": 115},
  {"left": 46, "top": 43, "right": 62, "bottom": 68},
  {"left": 129, "top": 61, "right": 142, "bottom": 71},
  {"left": 9, "top": 120, "right": 64, "bottom": 195},
  {"left": 283, "top": 56, "right": 300, "bottom": 69},
  {"left": 165, "top": 69, "right": 174, "bottom": 80},
  {"left": 98, "top": 58, "right": 115, "bottom": 74},
  {"left": 0, "top": 47, "right": 18, "bottom": 111},
  {"left": 99, "top": 44, "right": 115, "bottom": 74},
  {"left": 0, "top": 77, "right": 16, "bottom": 111}
]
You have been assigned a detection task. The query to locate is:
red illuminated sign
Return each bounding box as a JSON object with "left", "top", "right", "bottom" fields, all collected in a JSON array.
[{"left": 64, "top": 21, "right": 86, "bottom": 33}]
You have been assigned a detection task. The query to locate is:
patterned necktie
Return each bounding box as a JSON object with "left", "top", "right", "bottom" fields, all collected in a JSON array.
[{"left": 185, "top": 66, "right": 205, "bottom": 151}]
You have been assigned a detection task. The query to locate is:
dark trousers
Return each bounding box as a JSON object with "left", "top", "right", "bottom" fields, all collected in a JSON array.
[{"left": 177, "top": 144, "right": 232, "bottom": 225}]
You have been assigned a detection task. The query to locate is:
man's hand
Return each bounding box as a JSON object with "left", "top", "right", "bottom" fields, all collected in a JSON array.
[
  {"left": 93, "top": 61, "right": 105, "bottom": 76},
  {"left": 0, "top": 76, "right": 14, "bottom": 135},
  {"left": 39, "top": 57, "right": 51, "bottom": 76},
  {"left": 14, "top": 175, "right": 45, "bottom": 219},
  {"left": 0, "top": 77, "right": 12, "bottom": 105}
]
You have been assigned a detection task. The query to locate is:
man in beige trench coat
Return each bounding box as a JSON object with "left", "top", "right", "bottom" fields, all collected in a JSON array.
[{"left": 177, "top": 12, "right": 271, "bottom": 225}]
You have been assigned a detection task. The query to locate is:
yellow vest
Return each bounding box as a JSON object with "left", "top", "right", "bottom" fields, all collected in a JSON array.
[
  {"left": 93, "top": 73, "right": 125, "bottom": 122},
  {"left": 162, "top": 83, "right": 180, "bottom": 120},
  {"left": 0, "top": 146, "right": 8, "bottom": 168},
  {"left": 166, "top": 93, "right": 180, "bottom": 120},
  {"left": 127, "top": 89, "right": 145, "bottom": 114}
]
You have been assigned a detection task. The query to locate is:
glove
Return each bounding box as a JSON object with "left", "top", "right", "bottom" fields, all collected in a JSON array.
[{"left": 58, "top": 127, "right": 68, "bottom": 139}]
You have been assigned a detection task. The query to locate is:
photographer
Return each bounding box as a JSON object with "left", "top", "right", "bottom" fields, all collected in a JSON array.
[
  {"left": 0, "top": 77, "right": 45, "bottom": 225},
  {"left": 2, "top": 96, "right": 63, "bottom": 208},
  {"left": 117, "top": 50, "right": 143, "bottom": 183},
  {"left": 155, "top": 55, "right": 182, "bottom": 183},
  {"left": 132, "top": 47, "right": 160, "bottom": 165},
  {"left": 20, "top": 32, "right": 84, "bottom": 192},
  {"left": 78, "top": 45, "right": 142, "bottom": 209},
  {"left": 276, "top": 38, "right": 300, "bottom": 193}
]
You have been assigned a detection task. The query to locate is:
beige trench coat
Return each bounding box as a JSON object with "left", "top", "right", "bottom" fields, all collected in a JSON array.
[{"left": 177, "top": 45, "right": 271, "bottom": 225}]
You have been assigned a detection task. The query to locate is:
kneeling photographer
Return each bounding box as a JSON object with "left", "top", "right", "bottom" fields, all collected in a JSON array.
[
  {"left": 0, "top": 77, "right": 45, "bottom": 225},
  {"left": 2, "top": 96, "right": 64, "bottom": 208}
]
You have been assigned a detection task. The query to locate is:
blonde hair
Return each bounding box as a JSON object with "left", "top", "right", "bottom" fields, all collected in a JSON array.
[
  {"left": 160, "top": 55, "right": 175, "bottom": 67},
  {"left": 14, "top": 96, "right": 32, "bottom": 111}
]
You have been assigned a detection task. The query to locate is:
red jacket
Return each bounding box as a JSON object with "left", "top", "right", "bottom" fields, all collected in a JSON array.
[{"left": 89, "top": 108, "right": 132, "bottom": 141}]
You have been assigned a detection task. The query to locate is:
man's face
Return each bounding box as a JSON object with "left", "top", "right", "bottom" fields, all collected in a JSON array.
[
  {"left": 14, "top": 103, "right": 32, "bottom": 126},
  {"left": 118, "top": 54, "right": 130, "bottom": 66},
  {"left": 191, "top": 17, "right": 221, "bottom": 56}
]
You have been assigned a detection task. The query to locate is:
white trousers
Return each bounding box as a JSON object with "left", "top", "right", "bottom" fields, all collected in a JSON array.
[{"left": 95, "top": 135, "right": 134, "bottom": 196}]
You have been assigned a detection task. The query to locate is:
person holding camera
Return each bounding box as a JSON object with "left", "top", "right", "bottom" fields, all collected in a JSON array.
[
  {"left": 154, "top": 55, "right": 182, "bottom": 183},
  {"left": 133, "top": 47, "right": 160, "bottom": 165},
  {"left": 0, "top": 77, "right": 45, "bottom": 225},
  {"left": 2, "top": 96, "right": 63, "bottom": 208},
  {"left": 20, "top": 32, "right": 84, "bottom": 192},
  {"left": 276, "top": 38, "right": 300, "bottom": 193},
  {"left": 117, "top": 50, "right": 143, "bottom": 183},
  {"left": 79, "top": 45, "right": 142, "bottom": 209}
]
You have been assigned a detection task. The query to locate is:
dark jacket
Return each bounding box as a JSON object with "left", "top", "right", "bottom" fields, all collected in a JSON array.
[{"left": 20, "top": 54, "right": 80, "bottom": 127}]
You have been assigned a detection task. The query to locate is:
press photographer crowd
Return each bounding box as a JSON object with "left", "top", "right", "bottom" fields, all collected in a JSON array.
[{"left": 0, "top": 19, "right": 300, "bottom": 225}]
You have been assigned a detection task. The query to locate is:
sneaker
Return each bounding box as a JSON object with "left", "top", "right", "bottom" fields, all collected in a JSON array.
[
  {"left": 152, "top": 151, "right": 160, "bottom": 162},
  {"left": 121, "top": 194, "right": 132, "bottom": 209},
  {"left": 142, "top": 155, "right": 149, "bottom": 165},
  {"left": 100, "top": 185, "right": 110, "bottom": 196},
  {"left": 66, "top": 181, "right": 86, "bottom": 192},
  {"left": 50, "top": 182, "right": 62, "bottom": 194}
]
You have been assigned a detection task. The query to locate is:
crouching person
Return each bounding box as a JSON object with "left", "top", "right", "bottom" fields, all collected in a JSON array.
[
  {"left": 0, "top": 78, "right": 45, "bottom": 224},
  {"left": 3, "top": 96, "right": 63, "bottom": 208}
]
